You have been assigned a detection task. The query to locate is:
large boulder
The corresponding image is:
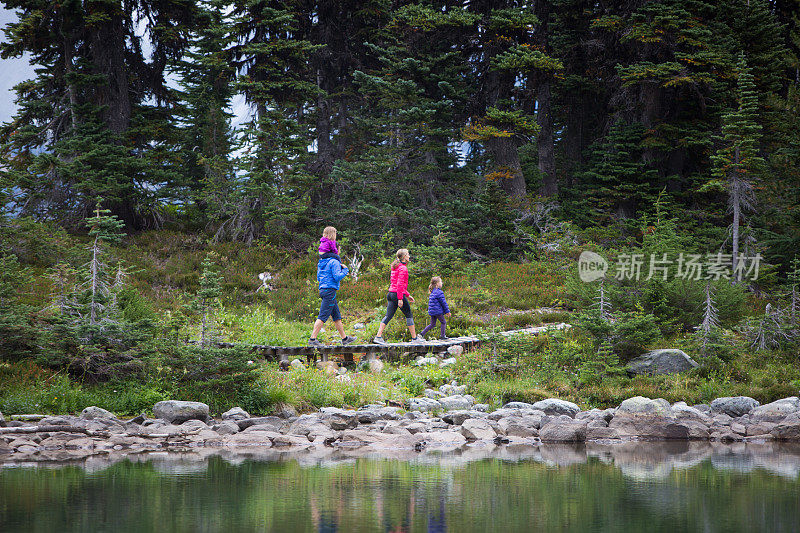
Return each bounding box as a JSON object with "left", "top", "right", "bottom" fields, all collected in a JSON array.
[
  {"left": 710, "top": 396, "right": 760, "bottom": 418},
  {"left": 153, "top": 401, "right": 210, "bottom": 424},
  {"left": 441, "top": 410, "right": 476, "bottom": 426},
  {"left": 532, "top": 399, "right": 581, "bottom": 418},
  {"left": 539, "top": 418, "right": 587, "bottom": 442},
  {"left": 80, "top": 406, "right": 116, "bottom": 420},
  {"left": 356, "top": 406, "right": 402, "bottom": 424},
  {"left": 750, "top": 397, "right": 800, "bottom": 423},
  {"left": 320, "top": 408, "right": 359, "bottom": 430},
  {"left": 439, "top": 395, "right": 473, "bottom": 411},
  {"left": 626, "top": 349, "right": 699, "bottom": 375},
  {"left": 771, "top": 413, "right": 800, "bottom": 440},
  {"left": 609, "top": 416, "right": 693, "bottom": 440},
  {"left": 617, "top": 397, "right": 673, "bottom": 417},
  {"left": 497, "top": 416, "right": 540, "bottom": 438},
  {"left": 460, "top": 419, "right": 497, "bottom": 440},
  {"left": 671, "top": 402, "right": 711, "bottom": 423},
  {"left": 502, "top": 401, "right": 537, "bottom": 410},
  {"left": 409, "top": 397, "right": 442, "bottom": 412},
  {"left": 237, "top": 416, "right": 287, "bottom": 432},
  {"left": 222, "top": 407, "right": 250, "bottom": 421}
]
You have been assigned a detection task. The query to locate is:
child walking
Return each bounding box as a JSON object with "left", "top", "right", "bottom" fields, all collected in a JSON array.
[
  {"left": 420, "top": 276, "right": 451, "bottom": 340},
  {"left": 309, "top": 226, "right": 356, "bottom": 347},
  {"left": 373, "top": 249, "right": 425, "bottom": 344}
]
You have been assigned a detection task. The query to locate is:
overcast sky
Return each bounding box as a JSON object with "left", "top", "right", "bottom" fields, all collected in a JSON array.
[{"left": 0, "top": 7, "right": 35, "bottom": 124}]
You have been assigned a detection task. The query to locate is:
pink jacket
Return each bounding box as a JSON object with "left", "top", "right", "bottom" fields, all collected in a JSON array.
[{"left": 389, "top": 263, "right": 410, "bottom": 299}]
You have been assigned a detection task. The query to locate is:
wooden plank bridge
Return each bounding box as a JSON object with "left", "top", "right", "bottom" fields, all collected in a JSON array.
[{"left": 208, "top": 323, "right": 571, "bottom": 364}]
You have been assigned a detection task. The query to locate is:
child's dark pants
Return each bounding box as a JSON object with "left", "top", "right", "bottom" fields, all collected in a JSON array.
[{"left": 420, "top": 314, "right": 446, "bottom": 338}]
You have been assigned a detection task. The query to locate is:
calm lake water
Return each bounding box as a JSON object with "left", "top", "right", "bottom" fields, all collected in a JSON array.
[{"left": 1, "top": 441, "right": 799, "bottom": 532}]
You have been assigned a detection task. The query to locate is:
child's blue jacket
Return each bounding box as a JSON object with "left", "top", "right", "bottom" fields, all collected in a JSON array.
[{"left": 427, "top": 287, "right": 450, "bottom": 316}]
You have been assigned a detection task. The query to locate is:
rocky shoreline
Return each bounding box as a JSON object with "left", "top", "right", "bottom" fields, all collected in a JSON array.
[{"left": 2, "top": 394, "right": 800, "bottom": 462}]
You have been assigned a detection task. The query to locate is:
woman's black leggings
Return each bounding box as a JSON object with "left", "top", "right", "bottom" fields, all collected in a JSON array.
[{"left": 381, "top": 292, "right": 414, "bottom": 326}]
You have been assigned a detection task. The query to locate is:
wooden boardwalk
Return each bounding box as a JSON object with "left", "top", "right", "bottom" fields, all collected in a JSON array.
[{"left": 210, "top": 322, "right": 571, "bottom": 363}]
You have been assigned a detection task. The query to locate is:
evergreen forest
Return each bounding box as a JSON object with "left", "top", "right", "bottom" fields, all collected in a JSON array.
[{"left": 1, "top": 0, "right": 800, "bottom": 415}]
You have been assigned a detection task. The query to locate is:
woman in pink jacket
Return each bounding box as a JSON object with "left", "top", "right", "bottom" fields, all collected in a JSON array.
[{"left": 373, "top": 248, "right": 425, "bottom": 344}]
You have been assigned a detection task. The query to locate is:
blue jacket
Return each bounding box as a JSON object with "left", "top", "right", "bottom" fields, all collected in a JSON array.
[
  {"left": 428, "top": 287, "right": 450, "bottom": 316},
  {"left": 317, "top": 257, "right": 349, "bottom": 290}
]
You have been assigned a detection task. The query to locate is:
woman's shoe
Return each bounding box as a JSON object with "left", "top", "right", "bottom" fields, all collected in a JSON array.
[{"left": 373, "top": 336, "right": 388, "bottom": 345}]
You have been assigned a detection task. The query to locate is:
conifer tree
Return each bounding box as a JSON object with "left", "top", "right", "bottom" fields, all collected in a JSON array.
[
  {"left": 79, "top": 202, "right": 125, "bottom": 341},
  {"left": 710, "top": 52, "right": 765, "bottom": 272},
  {"left": 194, "top": 251, "right": 223, "bottom": 346}
]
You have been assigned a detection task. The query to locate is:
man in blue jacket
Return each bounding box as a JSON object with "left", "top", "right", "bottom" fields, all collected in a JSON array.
[{"left": 309, "top": 253, "right": 357, "bottom": 347}]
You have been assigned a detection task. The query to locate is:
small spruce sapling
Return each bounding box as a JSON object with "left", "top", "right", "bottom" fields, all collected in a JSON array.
[
  {"left": 194, "top": 251, "right": 223, "bottom": 346},
  {"left": 80, "top": 202, "right": 125, "bottom": 342},
  {"left": 694, "top": 281, "right": 720, "bottom": 356}
]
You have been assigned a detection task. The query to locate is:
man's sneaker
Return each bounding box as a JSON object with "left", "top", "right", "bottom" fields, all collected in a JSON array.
[
  {"left": 411, "top": 335, "right": 426, "bottom": 344},
  {"left": 308, "top": 338, "right": 324, "bottom": 348},
  {"left": 341, "top": 335, "right": 357, "bottom": 346},
  {"left": 373, "top": 336, "right": 388, "bottom": 345},
  {"left": 439, "top": 336, "right": 450, "bottom": 341}
]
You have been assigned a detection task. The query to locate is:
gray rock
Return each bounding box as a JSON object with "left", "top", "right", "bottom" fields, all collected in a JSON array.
[
  {"left": 415, "top": 357, "right": 439, "bottom": 366},
  {"left": 447, "top": 345, "right": 464, "bottom": 356},
  {"left": 153, "top": 401, "right": 210, "bottom": 424},
  {"left": 609, "top": 415, "right": 692, "bottom": 439},
  {"left": 750, "top": 397, "right": 800, "bottom": 422},
  {"left": 746, "top": 422, "right": 777, "bottom": 437},
  {"left": 320, "top": 408, "right": 359, "bottom": 430},
  {"left": 532, "top": 399, "right": 581, "bottom": 418},
  {"left": 771, "top": 413, "right": 800, "bottom": 440},
  {"left": 460, "top": 419, "right": 497, "bottom": 440},
  {"left": 0, "top": 411, "right": 4, "bottom": 427},
  {"left": 409, "top": 397, "right": 442, "bottom": 412},
  {"left": 353, "top": 323, "right": 365, "bottom": 330},
  {"left": 671, "top": 402, "right": 711, "bottom": 423},
  {"left": 539, "top": 419, "right": 587, "bottom": 442},
  {"left": 586, "top": 426, "right": 620, "bottom": 440},
  {"left": 356, "top": 407, "right": 402, "bottom": 424},
  {"left": 288, "top": 416, "right": 332, "bottom": 439},
  {"left": 369, "top": 359, "right": 385, "bottom": 373},
  {"left": 80, "top": 406, "right": 116, "bottom": 420},
  {"left": 617, "top": 397, "right": 673, "bottom": 417},
  {"left": 213, "top": 421, "right": 240, "bottom": 435},
  {"left": 710, "top": 396, "right": 760, "bottom": 418},
  {"left": 440, "top": 357, "right": 457, "bottom": 368},
  {"left": 222, "top": 407, "right": 250, "bottom": 421},
  {"left": 290, "top": 359, "right": 305, "bottom": 369},
  {"left": 575, "top": 408, "right": 614, "bottom": 422},
  {"left": 39, "top": 416, "right": 76, "bottom": 426},
  {"left": 497, "top": 416, "right": 539, "bottom": 438},
  {"left": 236, "top": 416, "right": 287, "bottom": 432},
  {"left": 626, "top": 349, "right": 699, "bottom": 375},
  {"left": 502, "top": 401, "right": 537, "bottom": 410},
  {"left": 441, "top": 410, "right": 478, "bottom": 425},
  {"left": 424, "top": 389, "right": 445, "bottom": 400},
  {"left": 473, "top": 404, "right": 490, "bottom": 412},
  {"left": 439, "top": 395, "right": 473, "bottom": 411}
]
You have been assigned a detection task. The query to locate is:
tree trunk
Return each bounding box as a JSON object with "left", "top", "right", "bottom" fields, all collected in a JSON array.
[
  {"left": 487, "top": 136, "right": 526, "bottom": 198},
  {"left": 314, "top": 69, "right": 335, "bottom": 175},
  {"left": 90, "top": 10, "right": 131, "bottom": 134},
  {"left": 537, "top": 78, "right": 557, "bottom": 197}
]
